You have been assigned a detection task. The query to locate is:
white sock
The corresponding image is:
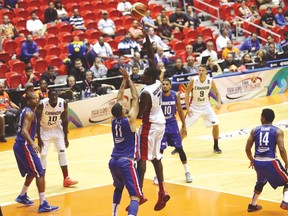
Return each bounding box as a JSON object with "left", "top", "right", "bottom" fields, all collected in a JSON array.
[
  {"left": 20, "top": 185, "right": 29, "bottom": 196},
  {"left": 112, "top": 203, "right": 119, "bottom": 216},
  {"left": 183, "top": 163, "right": 189, "bottom": 173},
  {"left": 283, "top": 190, "right": 288, "bottom": 202},
  {"left": 39, "top": 192, "right": 45, "bottom": 205},
  {"left": 251, "top": 193, "right": 260, "bottom": 205}
]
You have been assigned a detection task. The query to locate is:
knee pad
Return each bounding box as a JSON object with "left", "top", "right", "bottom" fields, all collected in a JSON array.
[
  {"left": 58, "top": 149, "right": 67, "bottom": 166},
  {"left": 254, "top": 181, "right": 267, "bottom": 193},
  {"left": 40, "top": 154, "right": 47, "bottom": 169}
]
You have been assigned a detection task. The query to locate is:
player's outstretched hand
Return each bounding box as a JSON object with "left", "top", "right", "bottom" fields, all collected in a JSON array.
[
  {"left": 180, "top": 126, "right": 187, "bottom": 140},
  {"left": 32, "top": 143, "right": 40, "bottom": 154},
  {"left": 38, "top": 139, "right": 43, "bottom": 150},
  {"left": 119, "top": 67, "right": 129, "bottom": 80},
  {"left": 215, "top": 103, "right": 221, "bottom": 110},
  {"left": 248, "top": 160, "right": 254, "bottom": 169}
]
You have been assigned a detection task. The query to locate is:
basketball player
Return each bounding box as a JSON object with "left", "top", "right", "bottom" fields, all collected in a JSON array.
[
  {"left": 109, "top": 67, "right": 142, "bottom": 216},
  {"left": 185, "top": 64, "right": 222, "bottom": 153},
  {"left": 245, "top": 108, "right": 288, "bottom": 212},
  {"left": 14, "top": 93, "right": 59, "bottom": 213},
  {"left": 157, "top": 78, "right": 192, "bottom": 183},
  {"left": 36, "top": 89, "right": 78, "bottom": 187}
]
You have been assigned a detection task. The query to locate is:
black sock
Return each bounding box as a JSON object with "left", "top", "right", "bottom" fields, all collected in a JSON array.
[{"left": 214, "top": 139, "right": 218, "bottom": 149}]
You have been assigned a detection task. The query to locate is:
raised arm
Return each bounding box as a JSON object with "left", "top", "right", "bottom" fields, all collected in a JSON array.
[{"left": 185, "top": 79, "right": 194, "bottom": 116}]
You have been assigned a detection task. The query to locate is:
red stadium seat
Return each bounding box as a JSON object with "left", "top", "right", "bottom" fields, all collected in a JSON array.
[
  {"left": 107, "top": 8, "right": 121, "bottom": 18},
  {"left": 85, "top": 20, "right": 98, "bottom": 30},
  {"left": 0, "top": 63, "right": 9, "bottom": 79},
  {"left": 5, "top": 72, "right": 22, "bottom": 89},
  {"left": 46, "top": 25, "right": 59, "bottom": 35},
  {"left": 46, "top": 55, "right": 63, "bottom": 69},
  {"left": 2, "top": 39, "right": 17, "bottom": 55},
  {"left": 81, "top": 10, "right": 95, "bottom": 20},
  {"left": 86, "top": 29, "right": 102, "bottom": 40},
  {"left": 33, "top": 58, "right": 48, "bottom": 73},
  {"left": 38, "top": 47, "right": 48, "bottom": 58},
  {"left": 57, "top": 22, "right": 73, "bottom": 33},
  {"left": 45, "top": 34, "right": 59, "bottom": 45},
  {"left": 33, "top": 36, "right": 46, "bottom": 48},
  {"left": 10, "top": 60, "right": 25, "bottom": 74},
  {"left": 79, "top": 2, "right": 92, "bottom": 11},
  {"left": 0, "top": 51, "right": 11, "bottom": 63},
  {"left": 59, "top": 32, "right": 73, "bottom": 43},
  {"left": 45, "top": 45, "right": 61, "bottom": 56}
]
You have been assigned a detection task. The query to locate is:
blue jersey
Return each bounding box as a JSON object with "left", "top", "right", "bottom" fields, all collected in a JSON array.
[
  {"left": 254, "top": 124, "right": 278, "bottom": 158},
  {"left": 111, "top": 117, "right": 138, "bottom": 159},
  {"left": 15, "top": 107, "right": 37, "bottom": 145},
  {"left": 161, "top": 90, "right": 177, "bottom": 124}
]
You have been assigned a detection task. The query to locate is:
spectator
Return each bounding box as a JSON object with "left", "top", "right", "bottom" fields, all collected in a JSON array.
[
  {"left": 266, "top": 42, "right": 279, "bottom": 61},
  {"left": 265, "top": 35, "right": 282, "bottom": 52},
  {"left": 221, "top": 53, "right": 239, "bottom": 73},
  {"left": 227, "top": 9, "right": 244, "bottom": 33},
  {"left": 254, "top": 49, "right": 267, "bottom": 67},
  {"left": 181, "top": 45, "right": 194, "bottom": 64},
  {"left": 0, "top": 115, "right": 6, "bottom": 142},
  {"left": 19, "top": 34, "right": 39, "bottom": 64},
  {"left": 40, "top": 65, "right": 57, "bottom": 86},
  {"left": 80, "top": 70, "right": 115, "bottom": 95},
  {"left": 199, "top": 41, "right": 218, "bottom": 63},
  {"left": 154, "top": 46, "right": 170, "bottom": 66},
  {"left": 222, "top": 40, "right": 240, "bottom": 60},
  {"left": 98, "top": 10, "right": 116, "bottom": 37},
  {"left": 257, "top": 0, "right": 278, "bottom": 10},
  {"left": 157, "top": 17, "right": 174, "bottom": 42},
  {"left": 0, "top": 81, "right": 20, "bottom": 135},
  {"left": 128, "top": 20, "right": 144, "bottom": 41},
  {"left": 130, "top": 66, "right": 142, "bottom": 83},
  {"left": 90, "top": 57, "right": 108, "bottom": 78},
  {"left": 0, "top": 15, "right": 18, "bottom": 40},
  {"left": 206, "top": 57, "right": 222, "bottom": 76},
  {"left": 238, "top": 53, "right": 254, "bottom": 72},
  {"left": 69, "top": 8, "right": 86, "bottom": 31},
  {"left": 281, "top": 31, "right": 288, "bottom": 54},
  {"left": 184, "top": 56, "right": 198, "bottom": 74},
  {"left": 21, "top": 66, "right": 39, "bottom": 88},
  {"left": 34, "top": 79, "right": 49, "bottom": 100},
  {"left": 55, "top": 0, "right": 69, "bottom": 22},
  {"left": 26, "top": 11, "right": 47, "bottom": 37},
  {"left": 44, "top": 1, "right": 58, "bottom": 24},
  {"left": 155, "top": 8, "right": 170, "bottom": 26},
  {"left": 66, "top": 75, "right": 81, "bottom": 94},
  {"left": 128, "top": 52, "right": 145, "bottom": 70},
  {"left": 260, "top": 7, "right": 276, "bottom": 29},
  {"left": 114, "top": 55, "right": 130, "bottom": 72},
  {"left": 69, "top": 58, "right": 87, "bottom": 81},
  {"left": 223, "top": 20, "right": 233, "bottom": 40},
  {"left": 170, "top": 58, "right": 189, "bottom": 76},
  {"left": 275, "top": 6, "right": 288, "bottom": 27},
  {"left": 238, "top": 0, "right": 253, "bottom": 20},
  {"left": 118, "top": 32, "right": 140, "bottom": 56},
  {"left": 157, "top": 61, "right": 171, "bottom": 79},
  {"left": 239, "top": 33, "right": 260, "bottom": 53},
  {"left": 143, "top": 27, "right": 169, "bottom": 51},
  {"left": 4, "top": 0, "right": 18, "bottom": 10},
  {"left": 216, "top": 28, "right": 230, "bottom": 52},
  {"left": 152, "top": 41, "right": 158, "bottom": 53},
  {"left": 141, "top": 10, "right": 157, "bottom": 32},
  {"left": 169, "top": 7, "right": 189, "bottom": 32},
  {"left": 117, "top": 0, "right": 132, "bottom": 16},
  {"left": 193, "top": 34, "right": 206, "bottom": 56},
  {"left": 186, "top": 5, "right": 201, "bottom": 29},
  {"left": 249, "top": 4, "right": 260, "bottom": 20},
  {"left": 93, "top": 36, "right": 113, "bottom": 61}
]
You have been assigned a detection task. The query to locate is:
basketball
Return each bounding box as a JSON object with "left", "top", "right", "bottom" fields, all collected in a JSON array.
[{"left": 131, "top": 3, "right": 147, "bottom": 20}]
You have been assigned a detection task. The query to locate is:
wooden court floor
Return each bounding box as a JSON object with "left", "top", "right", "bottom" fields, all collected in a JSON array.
[{"left": 1, "top": 93, "right": 288, "bottom": 216}]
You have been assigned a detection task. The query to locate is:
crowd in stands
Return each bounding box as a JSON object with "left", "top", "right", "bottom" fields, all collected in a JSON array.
[{"left": 0, "top": 0, "right": 288, "bottom": 141}]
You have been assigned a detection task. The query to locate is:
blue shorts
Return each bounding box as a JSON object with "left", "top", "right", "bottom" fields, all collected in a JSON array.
[
  {"left": 161, "top": 121, "right": 182, "bottom": 151},
  {"left": 109, "top": 157, "right": 142, "bottom": 197},
  {"left": 254, "top": 159, "right": 288, "bottom": 189},
  {"left": 13, "top": 143, "right": 44, "bottom": 178}
]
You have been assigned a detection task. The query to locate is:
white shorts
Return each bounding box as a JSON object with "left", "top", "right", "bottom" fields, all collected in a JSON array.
[
  {"left": 186, "top": 103, "right": 219, "bottom": 128},
  {"left": 40, "top": 126, "right": 65, "bottom": 155},
  {"left": 138, "top": 123, "right": 165, "bottom": 161}
]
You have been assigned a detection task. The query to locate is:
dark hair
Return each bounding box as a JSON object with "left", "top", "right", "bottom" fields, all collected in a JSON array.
[
  {"left": 25, "top": 92, "right": 35, "bottom": 102},
  {"left": 198, "top": 64, "right": 208, "bottom": 70},
  {"left": 48, "top": 88, "right": 57, "bottom": 97},
  {"left": 162, "top": 78, "right": 171, "bottom": 84},
  {"left": 144, "top": 67, "right": 159, "bottom": 82},
  {"left": 25, "top": 66, "right": 33, "bottom": 72},
  {"left": 48, "top": 65, "right": 54, "bottom": 70},
  {"left": 111, "top": 103, "right": 123, "bottom": 118},
  {"left": 261, "top": 108, "right": 275, "bottom": 123}
]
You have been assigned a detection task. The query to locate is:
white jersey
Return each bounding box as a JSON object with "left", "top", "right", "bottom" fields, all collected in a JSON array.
[
  {"left": 191, "top": 76, "right": 212, "bottom": 106},
  {"left": 141, "top": 80, "right": 165, "bottom": 124},
  {"left": 40, "top": 97, "right": 65, "bottom": 128}
]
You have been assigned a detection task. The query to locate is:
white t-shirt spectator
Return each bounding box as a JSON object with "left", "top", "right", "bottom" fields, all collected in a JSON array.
[
  {"left": 97, "top": 19, "right": 115, "bottom": 35},
  {"left": 26, "top": 19, "right": 44, "bottom": 33},
  {"left": 93, "top": 42, "right": 113, "bottom": 58},
  {"left": 117, "top": 1, "right": 132, "bottom": 16}
]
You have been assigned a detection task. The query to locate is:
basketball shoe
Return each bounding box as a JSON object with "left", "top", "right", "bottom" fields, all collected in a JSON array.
[
  {"left": 214, "top": 147, "right": 222, "bottom": 154},
  {"left": 153, "top": 176, "right": 159, "bottom": 185},
  {"left": 247, "top": 204, "right": 262, "bottom": 212},
  {"left": 185, "top": 172, "right": 193, "bottom": 183},
  {"left": 15, "top": 193, "right": 34, "bottom": 206},
  {"left": 63, "top": 176, "right": 78, "bottom": 187},
  {"left": 38, "top": 200, "right": 59, "bottom": 213},
  {"left": 280, "top": 200, "right": 288, "bottom": 210},
  {"left": 125, "top": 195, "right": 148, "bottom": 211},
  {"left": 154, "top": 191, "right": 170, "bottom": 211}
]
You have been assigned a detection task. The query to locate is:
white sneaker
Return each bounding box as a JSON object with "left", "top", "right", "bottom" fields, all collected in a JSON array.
[
  {"left": 185, "top": 172, "right": 192, "bottom": 183},
  {"left": 153, "top": 176, "right": 159, "bottom": 185}
]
